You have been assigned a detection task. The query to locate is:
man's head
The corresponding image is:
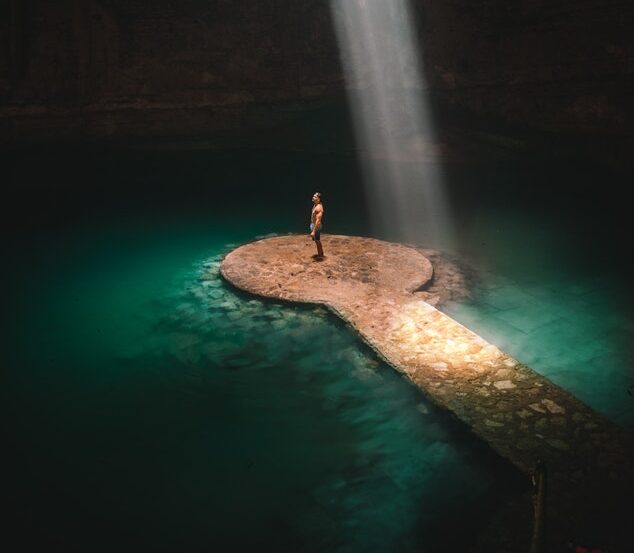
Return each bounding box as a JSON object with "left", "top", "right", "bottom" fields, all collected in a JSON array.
[{"left": 312, "top": 192, "right": 322, "bottom": 204}]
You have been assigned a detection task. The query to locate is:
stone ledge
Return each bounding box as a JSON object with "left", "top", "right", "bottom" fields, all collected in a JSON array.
[{"left": 220, "top": 234, "right": 634, "bottom": 551}]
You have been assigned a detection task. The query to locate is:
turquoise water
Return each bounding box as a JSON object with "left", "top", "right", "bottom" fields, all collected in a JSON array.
[
  {"left": 4, "top": 148, "right": 632, "bottom": 551},
  {"left": 5, "top": 212, "right": 521, "bottom": 552},
  {"left": 442, "top": 206, "right": 634, "bottom": 426}
]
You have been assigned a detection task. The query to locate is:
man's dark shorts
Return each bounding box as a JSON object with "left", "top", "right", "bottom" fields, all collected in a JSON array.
[{"left": 310, "top": 223, "right": 321, "bottom": 241}]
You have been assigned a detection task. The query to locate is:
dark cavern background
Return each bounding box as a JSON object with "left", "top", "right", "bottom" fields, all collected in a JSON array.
[{"left": 2, "top": 2, "right": 633, "bottom": 552}]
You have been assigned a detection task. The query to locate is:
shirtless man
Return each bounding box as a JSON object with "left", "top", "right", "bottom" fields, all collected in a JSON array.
[{"left": 310, "top": 192, "right": 324, "bottom": 259}]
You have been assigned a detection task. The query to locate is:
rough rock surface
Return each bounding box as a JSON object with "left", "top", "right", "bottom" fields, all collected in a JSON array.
[
  {"left": 221, "top": 234, "right": 433, "bottom": 305},
  {"left": 221, "top": 233, "right": 634, "bottom": 552},
  {"left": 2, "top": 1, "right": 632, "bottom": 147}
]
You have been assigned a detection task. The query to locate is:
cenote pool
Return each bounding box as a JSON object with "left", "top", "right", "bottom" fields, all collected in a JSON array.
[{"left": 4, "top": 147, "right": 633, "bottom": 552}]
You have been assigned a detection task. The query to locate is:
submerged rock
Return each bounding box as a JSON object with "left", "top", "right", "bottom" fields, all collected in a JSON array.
[{"left": 219, "top": 232, "right": 634, "bottom": 549}]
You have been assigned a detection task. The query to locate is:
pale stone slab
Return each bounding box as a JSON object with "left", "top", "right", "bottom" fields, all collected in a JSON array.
[{"left": 220, "top": 234, "right": 634, "bottom": 548}]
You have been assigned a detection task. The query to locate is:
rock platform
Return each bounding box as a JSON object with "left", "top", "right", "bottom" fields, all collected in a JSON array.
[{"left": 220, "top": 234, "right": 633, "bottom": 551}]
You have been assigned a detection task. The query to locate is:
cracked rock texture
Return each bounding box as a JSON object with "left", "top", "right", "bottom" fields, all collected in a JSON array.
[
  {"left": 221, "top": 234, "right": 634, "bottom": 552},
  {"left": 1, "top": 0, "right": 633, "bottom": 147}
]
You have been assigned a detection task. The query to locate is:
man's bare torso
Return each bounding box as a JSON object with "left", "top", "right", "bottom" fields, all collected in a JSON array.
[{"left": 311, "top": 204, "right": 323, "bottom": 227}]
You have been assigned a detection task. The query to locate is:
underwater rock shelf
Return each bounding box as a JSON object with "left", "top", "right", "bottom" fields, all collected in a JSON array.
[{"left": 220, "top": 234, "right": 633, "bottom": 546}]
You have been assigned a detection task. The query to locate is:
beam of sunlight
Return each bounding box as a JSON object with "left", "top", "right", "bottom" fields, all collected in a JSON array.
[{"left": 330, "top": 0, "right": 454, "bottom": 249}]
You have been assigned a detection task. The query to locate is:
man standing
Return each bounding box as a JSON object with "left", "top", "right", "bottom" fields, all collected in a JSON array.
[{"left": 310, "top": 192, "right": 324, "bottom": 259}]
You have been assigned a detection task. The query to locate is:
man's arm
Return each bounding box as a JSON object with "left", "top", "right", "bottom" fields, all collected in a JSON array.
[{"left": 313, "top": 208, "right": 323, "bottom": 234}]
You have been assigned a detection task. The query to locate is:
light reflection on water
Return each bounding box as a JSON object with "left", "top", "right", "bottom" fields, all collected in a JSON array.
[
  {"left": 5, "top": 218, "right": 521, "bottom": 552},
  {"left": 4, "top": 150, "right": 632, "bottom": 550}
]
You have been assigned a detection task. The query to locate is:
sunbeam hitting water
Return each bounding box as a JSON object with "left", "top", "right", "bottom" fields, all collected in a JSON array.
[
  {"left": 5, "top": 145, "right": 634, "bottom": 551},
  {"left": 330, "top": 0, "right": 454, "bottom": 248}
]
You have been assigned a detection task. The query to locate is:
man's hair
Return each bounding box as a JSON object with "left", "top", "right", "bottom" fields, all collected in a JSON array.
[{"left": 314, "top": 192, "right": 322, "bottom": 200}]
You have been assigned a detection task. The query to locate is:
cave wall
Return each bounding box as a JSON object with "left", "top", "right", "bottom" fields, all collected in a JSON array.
[
  {"left": 0, "top": 0, "right": 632, "bottom": 145},
  {"left": 0, "top": 0, "right": 344, "bottom": 142},
  {"left": 421, "top": 0, "right": 634, "bottom": 134}
]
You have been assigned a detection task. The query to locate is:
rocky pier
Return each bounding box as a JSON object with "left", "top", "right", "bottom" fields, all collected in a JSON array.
[{"left": 220, "top": 234, "right": 633, "bottom": 551}]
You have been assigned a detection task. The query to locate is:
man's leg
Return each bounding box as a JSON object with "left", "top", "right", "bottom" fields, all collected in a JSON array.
[{"left": 316, "top": 239, "right": 324, "bottom": 258}]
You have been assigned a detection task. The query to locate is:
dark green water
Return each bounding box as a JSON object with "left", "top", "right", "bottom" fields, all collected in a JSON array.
[{"left": 3, "top": 147, "right": 632, "bottom": 551}]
